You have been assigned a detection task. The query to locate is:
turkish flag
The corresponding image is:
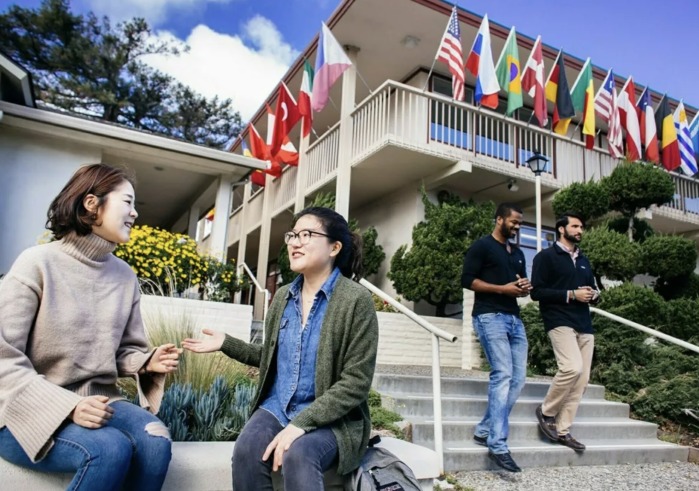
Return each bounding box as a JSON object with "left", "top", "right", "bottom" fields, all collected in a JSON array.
[{"left": 269, "top": 82, "right": 301, "bottom": 157}]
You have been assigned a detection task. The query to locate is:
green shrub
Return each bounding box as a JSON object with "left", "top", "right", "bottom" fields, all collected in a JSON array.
[
  {"left": 551, "top": 181, "right": 609, "bottom": 222},
  {"left": 641, "top": 234, "right": 697, "bottom": 279},
  {"left": 370, "top": 406, "right": 404, "bottom": 439},
  {"left": 607, "top": 216, "right": 654, "bottom": 243},
  {"left": 654, "top": 273, "right": 699, "bottom": 301},
  {"left": 580, "top": 227, "right": 641, "bottom": 281},
  {"left": 601, "top": 161, "right": 675, "bottom": 217},
  {"left": 632, "top": 373, "right": 699, "bottom": 431},
  {"left": 660, "top": 298, "right": 699, "bottom": 343}
]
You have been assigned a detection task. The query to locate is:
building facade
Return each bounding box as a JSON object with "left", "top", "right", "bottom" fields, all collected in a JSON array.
[{"left": 203, "top": 0, "right": 699, "bottom": 320}]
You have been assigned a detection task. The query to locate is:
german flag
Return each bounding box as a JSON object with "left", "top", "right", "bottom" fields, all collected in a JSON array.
[
  {"left": 655, "top": 95, "right": 680, "bottom": 171},
  {"left": 545, "top": 51, "right": 575, "bottom": 135}
]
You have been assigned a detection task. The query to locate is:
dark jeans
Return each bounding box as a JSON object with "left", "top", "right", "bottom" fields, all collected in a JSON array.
[
  {"left": 0, "top": 401, "right": 172, "bottom": 491},
  {"left": 232, "top": 408, "right": 338, "bottom": 491}
]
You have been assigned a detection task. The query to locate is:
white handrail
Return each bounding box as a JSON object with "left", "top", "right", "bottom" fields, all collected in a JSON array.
[
  {"left": 359, "top": 278, "right": 456, "bottom": 474},
  {"left": 239, "top": 262, "right": 270, "bottom": 324},
  {"left": 590, "top": 306, "right": 699, "bottom": 354}
]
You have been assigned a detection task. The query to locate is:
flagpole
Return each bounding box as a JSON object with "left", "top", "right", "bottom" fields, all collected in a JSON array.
[
  {"left": 423, "top": 0, "right": 458, "bottom": 93},
  {"left": 355, "top": 68, "right": 373, "bottom": 94}
]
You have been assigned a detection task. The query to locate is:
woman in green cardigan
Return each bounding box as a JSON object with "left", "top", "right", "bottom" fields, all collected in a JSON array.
[{"left": 183, "top": 207, "right": 379, "bottom": 491}]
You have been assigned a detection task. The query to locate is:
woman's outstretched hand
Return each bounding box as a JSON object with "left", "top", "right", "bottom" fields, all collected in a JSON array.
[
  {"left": 181, "top": 328, "right": 225, "bottom": 354},
  {"left": 146, "top": 343, "right": 182, "bottom": 373}
]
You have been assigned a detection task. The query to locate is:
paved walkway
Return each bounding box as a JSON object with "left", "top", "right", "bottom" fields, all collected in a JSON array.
[{"left": 450, "top": 461, "right": 699, "bottom": 491}]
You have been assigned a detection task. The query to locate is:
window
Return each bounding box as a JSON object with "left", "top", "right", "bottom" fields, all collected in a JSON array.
[{"left": 515, "top": 224, "right": 555, "bottom": 278}]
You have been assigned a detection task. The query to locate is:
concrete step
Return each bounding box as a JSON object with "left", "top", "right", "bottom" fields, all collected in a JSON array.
[
  {"left": 443, "top": 439, "right": 689, "bottom": 472},
  {"left": 388, "top": 394, "right": 631, "bottom": 420},
  {"left": 411, "top": 418, "right": 660, "bottom": 446},
  {"left": 374, "top": 373, "right": 605, "bottom": 400}
]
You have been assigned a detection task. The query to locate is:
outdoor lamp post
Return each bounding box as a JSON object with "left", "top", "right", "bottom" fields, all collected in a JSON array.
[{"left": 526, "top": 151, "right": 549, "bottom": 252}]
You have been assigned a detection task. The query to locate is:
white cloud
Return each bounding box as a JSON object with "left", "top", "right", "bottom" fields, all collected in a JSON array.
[
  {"left": 141, "top": 17, "right": 299, "bottom": 121},
  {"left": 81, "top": 0, "right": 233, "bottom": 25}
]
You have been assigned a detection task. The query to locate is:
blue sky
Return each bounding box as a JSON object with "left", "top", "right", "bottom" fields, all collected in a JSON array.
[{"left": 1, "top": 0, "right": 697, "bottom": 117}]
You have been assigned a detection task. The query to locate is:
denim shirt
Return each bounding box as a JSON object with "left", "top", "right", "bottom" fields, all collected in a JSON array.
[{"left": 260, "top": 267, "right": 341, "bottom": 427}]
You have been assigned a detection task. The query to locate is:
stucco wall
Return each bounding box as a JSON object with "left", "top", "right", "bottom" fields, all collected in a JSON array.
[
  {"left": 353, "top": 186, "right": 424, "bottom": 298},
  {"left": 0, "top": 127, "right": 101, "bottom": 273}
]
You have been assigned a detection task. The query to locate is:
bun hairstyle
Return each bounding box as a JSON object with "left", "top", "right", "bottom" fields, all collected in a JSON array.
[
  {"left": 46, "top": 164, "right": 135, "bottom": 239},
  {"left": 293, "top": 206, "right": 364, "bottom": 280}
]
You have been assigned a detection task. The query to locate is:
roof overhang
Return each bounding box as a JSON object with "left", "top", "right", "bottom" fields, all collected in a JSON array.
[
  {"left": 0, "top": 100, "right": 266, "bottom": 228},
  {"left": 0, "top": 51, "right": 35, "bottom": 107}
]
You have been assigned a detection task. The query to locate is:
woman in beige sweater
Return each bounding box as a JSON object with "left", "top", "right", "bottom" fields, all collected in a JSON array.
[{"left": 0, "top": 164, "right": 180, "bottom": 490}]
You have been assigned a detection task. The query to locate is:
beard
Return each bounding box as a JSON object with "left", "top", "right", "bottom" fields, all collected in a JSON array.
[
  {"left": 500, "top": 222, "right": 516, "bottom": 239},
  {"left": 564, "top": 230, "right": 582, "bottom": 244}
]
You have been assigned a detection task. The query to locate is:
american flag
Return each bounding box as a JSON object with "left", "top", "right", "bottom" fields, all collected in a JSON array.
[
  {"left": 436, "top": 6, "right": 465, "bottom": 101},
  {"left": 607, "top": 88, "right": 624, "bottom": 158},
  {"left": 594, "top": 69, "right": 615, "bottom": 121}
]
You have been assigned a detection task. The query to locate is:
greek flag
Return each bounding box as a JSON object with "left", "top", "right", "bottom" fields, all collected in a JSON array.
[{"left": 674, "top": 101, "right": 698, "bottom": 175}]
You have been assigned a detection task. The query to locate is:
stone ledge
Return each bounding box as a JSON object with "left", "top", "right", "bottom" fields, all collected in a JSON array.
[{"left": 0, "top": 438, "right": 439, "bottom": 490}]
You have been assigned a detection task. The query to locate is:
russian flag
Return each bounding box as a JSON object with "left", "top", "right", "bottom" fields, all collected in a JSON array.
[
  {"left": 311, "top": 22, "right": 352, "bottom": 113},
  {"left": 464, "top": 14, "right": 500, "bottom": 109}
]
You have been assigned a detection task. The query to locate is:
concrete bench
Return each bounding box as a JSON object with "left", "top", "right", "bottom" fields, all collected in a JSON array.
[{"left": 1, "top": 438, "right": 439, "bottom": 490}]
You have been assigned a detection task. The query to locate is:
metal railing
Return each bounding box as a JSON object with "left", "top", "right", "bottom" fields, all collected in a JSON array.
[
  {"left": 590, "top": 307, "right": 699, "bottom": 354},
  {"left": 360, "top": 278, "right": 456, "bottom": 474},
  {"left": 239, "top": 262, "right": 270, "bottom": 326}
]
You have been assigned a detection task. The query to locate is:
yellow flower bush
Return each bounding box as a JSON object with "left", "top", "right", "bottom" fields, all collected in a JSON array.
[{"left": 115, "top": 225, "right": 245, "bottom": 300}]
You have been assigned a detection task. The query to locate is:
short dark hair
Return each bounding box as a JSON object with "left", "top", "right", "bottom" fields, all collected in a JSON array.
[
  {"left": 293, "top": 206, "right": 364, "bottom": 280},
  {"left": 555, "top": 212, "right": 585, "bottom": 239},
  {"left": 46, "top": 164, "right": 136, "bottom": 239},
  {"left": 494, "top": 202, "right": 523, "bottom": 220}
]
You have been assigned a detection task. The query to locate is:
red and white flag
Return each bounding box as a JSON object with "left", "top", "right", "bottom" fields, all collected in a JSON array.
[
  {"left": 248, "top": 123, "right": 281, "bottom": 177},
  {"left": 270, "top": 82, "right": 301, "bottom": 157},
  {"left": 607, "top": 88, "right": 624, "bottom": 158},
  {"left": 617, "top": 76, "right": 642, "bottom": 161},
  {"left": 435, "top": 5, "right": 465, "bottom": 101},
  {"left": 298, "top": 59, "right": 314, "bottom": 137},
  {"left": 520, "top": 35, "right": 547, "bottom": 127},
  {"left": 267, "top": 104, "right": 298, "bottom": 166}
]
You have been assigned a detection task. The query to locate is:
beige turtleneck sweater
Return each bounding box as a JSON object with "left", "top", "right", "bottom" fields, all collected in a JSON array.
[{"left": 0, "top": 233, "right": 165, "bottom": 462}]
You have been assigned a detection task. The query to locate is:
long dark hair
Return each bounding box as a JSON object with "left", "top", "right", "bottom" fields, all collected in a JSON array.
[
  {"left": 46, "top": 164, "right": 135, "bottom": 239},
  {"left": 293, "top": 207, "right": 364, "bottom": 280}
]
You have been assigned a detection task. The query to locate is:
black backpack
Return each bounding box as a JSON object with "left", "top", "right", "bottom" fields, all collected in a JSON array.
[{"left": 348, "top": 436, "right": 423, "bottom": 491}]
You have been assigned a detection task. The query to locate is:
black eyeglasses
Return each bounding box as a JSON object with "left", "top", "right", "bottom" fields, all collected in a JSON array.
[{"left": 284, "top": 229, "right": 331, "bottom": 245}]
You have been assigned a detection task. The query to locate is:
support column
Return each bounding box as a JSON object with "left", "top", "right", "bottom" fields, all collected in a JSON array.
[
  {"left": 294, "top": 132, "right": 311, "bottom": 213},
  {"left": 254, "top": 174, "right": 274, "bottom": 319},
  {"left": 210, "top": 174, "right": 234, "bottom": 261},
  {"left": 187, "top": 206, "right": 200, "bottom": 239},
  {"left": 334, "top": 45, "right": 359, "bottom": 219},
  {"left": 234, "top": 182, "right": 252, "bottom": 304}
]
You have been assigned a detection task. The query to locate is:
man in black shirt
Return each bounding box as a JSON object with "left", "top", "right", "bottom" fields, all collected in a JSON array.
[
  {"left": 531, "top": 212, "right": 599, "bottom": 453},
  {"left": 461, "top": 203, "right": 531, "bottom": 473}
]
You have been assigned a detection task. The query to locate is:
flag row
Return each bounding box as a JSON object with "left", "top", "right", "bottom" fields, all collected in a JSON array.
[
  {"left": 241, "top": 23, "right": 352, "bottom": 186},
  {"left": 436, "top": 6, "right": 698, "bottom": 175}
]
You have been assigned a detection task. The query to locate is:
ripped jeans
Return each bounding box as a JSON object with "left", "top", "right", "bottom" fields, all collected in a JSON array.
[{"left": 0, "top": 400, "right": 172, "bottom": 491}]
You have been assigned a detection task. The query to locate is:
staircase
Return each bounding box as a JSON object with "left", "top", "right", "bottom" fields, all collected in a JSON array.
[{"left": 373, "top": 372, "right": 689, "bottom": 472}]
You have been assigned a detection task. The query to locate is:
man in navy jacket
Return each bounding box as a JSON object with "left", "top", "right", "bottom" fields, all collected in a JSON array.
[{"left": 531, "top": 212, "right": 599, "bottom": 452}]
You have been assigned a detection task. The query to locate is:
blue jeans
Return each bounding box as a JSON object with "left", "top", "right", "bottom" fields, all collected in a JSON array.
[
  {"left": 232, "top": 408, "right": 338, "bottom": 491},
  {"left": 0, "top": 401, "right": 172, "bottom": 491},
  {"left": 472, "top": 313, "right": 528, "bottom": 454}
]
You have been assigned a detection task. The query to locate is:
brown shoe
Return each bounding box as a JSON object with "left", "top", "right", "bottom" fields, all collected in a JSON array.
[
  {"left": 558, "top": 433, "right": 586, "bottom": 452},
  {"left": 535, "top": 404, "right": 558, "bottom": 442}
]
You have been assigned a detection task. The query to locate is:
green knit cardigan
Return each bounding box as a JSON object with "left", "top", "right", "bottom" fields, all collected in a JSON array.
[{"left": 221, "top": 275, "right": 379, "bottom": 475}]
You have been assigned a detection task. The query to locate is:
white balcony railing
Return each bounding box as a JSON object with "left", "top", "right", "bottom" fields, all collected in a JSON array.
[{"left": 305, "top": 123, "right": 341, "bottom": 192}]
